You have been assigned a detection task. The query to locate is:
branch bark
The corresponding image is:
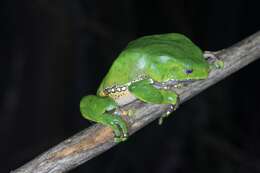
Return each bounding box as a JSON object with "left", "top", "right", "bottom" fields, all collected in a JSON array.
[{"left": 11, "top": 31, "right": 260, "bottom": 173}]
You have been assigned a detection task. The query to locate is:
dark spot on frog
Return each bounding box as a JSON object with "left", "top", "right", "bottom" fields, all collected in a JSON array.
[{"left": 185, "top": 69, "right": 193, "bottom": 74}]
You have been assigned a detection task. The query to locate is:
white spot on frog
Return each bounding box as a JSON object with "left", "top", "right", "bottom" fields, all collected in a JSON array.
[
  {"left": 159, "top": 55, "right": 171, "bottom": 63},
  {"left": 137, "top": 56, "right": 146, "bottom": 69}
]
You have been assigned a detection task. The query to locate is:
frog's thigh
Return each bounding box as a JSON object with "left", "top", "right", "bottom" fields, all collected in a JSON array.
[{"left": 128, "top": 79, "right": 178, "bottom": 105}]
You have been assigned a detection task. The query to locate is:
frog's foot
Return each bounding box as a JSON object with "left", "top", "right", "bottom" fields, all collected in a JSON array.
[
  {"left": 129, "top": 79, "right": 180, "bottom": 125},
  {"left": 80, "top": 95, "right": 128, "bottom": 143},
  {"left": 102, "top": 114, "right": 128, "bottom": 142},
  {"left": 158, "top": 104, "right": 173, "bottom": 125},
  {"left": 158, "top": 96, "right": 180, "bottom": 125},
  {"left": 203, "top": 51, "right": 224, "bottom": 69}
]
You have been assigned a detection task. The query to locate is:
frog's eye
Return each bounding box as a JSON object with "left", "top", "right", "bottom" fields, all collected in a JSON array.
[{"left": 185, "top": 69, "right": 193, "bottom": 74}]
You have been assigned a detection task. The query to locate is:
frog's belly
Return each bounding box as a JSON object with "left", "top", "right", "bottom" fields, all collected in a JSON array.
[{"left": 108, "top": 89, "right": 136, "bottom": 106}]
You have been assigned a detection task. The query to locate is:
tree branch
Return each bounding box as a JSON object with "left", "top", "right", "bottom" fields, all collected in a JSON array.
[{"left": 11, "top": 31, "right": 260, "bottom": 173}]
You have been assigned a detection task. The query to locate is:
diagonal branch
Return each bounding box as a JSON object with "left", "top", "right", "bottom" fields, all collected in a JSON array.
[{"left": 11, "top": 31, "right": 260, "bottom": 173}]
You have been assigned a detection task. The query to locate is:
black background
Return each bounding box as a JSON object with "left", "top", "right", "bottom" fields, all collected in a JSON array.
[{"left": 1, "top": 0, "right": 260, "bottom": 172}]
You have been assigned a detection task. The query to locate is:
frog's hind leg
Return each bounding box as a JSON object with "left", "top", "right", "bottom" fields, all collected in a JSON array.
[
  {"left": 80, "top": 95, "right": 128, "bottom": 142},
  {"left": 203, "top": 51, "right": 224, "bottom": 69},
  {"left": 129, "top": 79, "right": 179, "bottom": 124}
]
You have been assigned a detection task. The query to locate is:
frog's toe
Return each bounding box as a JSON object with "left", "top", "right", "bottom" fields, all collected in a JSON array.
[
  {"left": 110, "top": 123, "right": 122, "bottom": 139},
  {"left": 113, "top": 129, "right": 128, "bottom": 143},
  {"left": 117, "top": 122, "right": 128, "bottom": 141},
  {"left": 114, "top": 136, "right": 128, "bottom": 143},
  {"left": 173, "top": 97, "right": 180, "bottom": 111},
  {"left": 158, "top": 114, "right": 166, "bottom": 125},
  {"left": 114, "top": 136, "right": 122, "bottom": 143},
  {"left": 158, "top": 104, "right": 176, "bottom": 125},
  {"left": 111, "top": 116, "right": 128, "bottom": 142},
  {"left": 111, "top": 126, "right": 127, "bottom": 143},
  {"left": 213, "top": 60, "right": 224, "bottom": 69}
]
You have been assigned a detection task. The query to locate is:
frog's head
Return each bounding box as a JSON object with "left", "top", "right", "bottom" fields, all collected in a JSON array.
[{"left": 170, "top": 57, "right": 210, "bottom": 82}]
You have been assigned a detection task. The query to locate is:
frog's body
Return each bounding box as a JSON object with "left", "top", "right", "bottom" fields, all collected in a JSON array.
[{"left": 80, "top": 33, "right": 222, "bottom": 142}]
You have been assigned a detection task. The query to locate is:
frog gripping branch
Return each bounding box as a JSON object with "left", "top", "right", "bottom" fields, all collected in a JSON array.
[
  {"left": 11, "top": 31, "right": 260, "bottom": 173},
  {"left": 80, "top": 33, "right": 223, "bottom": 142}
]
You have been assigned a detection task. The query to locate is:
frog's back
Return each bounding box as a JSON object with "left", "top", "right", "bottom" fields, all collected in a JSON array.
[{"left": 97, "top": 33, "right": 207, "bottom": 94}]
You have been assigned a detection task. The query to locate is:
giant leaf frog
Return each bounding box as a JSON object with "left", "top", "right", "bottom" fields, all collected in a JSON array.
[{"left": 80, "top": 33, "right": 223, "bottom": 142}]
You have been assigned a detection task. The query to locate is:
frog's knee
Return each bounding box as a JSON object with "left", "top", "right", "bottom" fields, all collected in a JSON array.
[
  {"left": 80, "top": 95, "right": 96, "bottom": 118},
  {"left": 203, "top": 51, "right": 224, "bottom": 69},
  {"left": 80, "top": 95, "right": 118, "bottom": 122}
]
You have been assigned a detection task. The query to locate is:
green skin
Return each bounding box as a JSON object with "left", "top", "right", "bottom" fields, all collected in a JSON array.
[{"left": 80, "top": 33, "right": 223, "bottom": 142}]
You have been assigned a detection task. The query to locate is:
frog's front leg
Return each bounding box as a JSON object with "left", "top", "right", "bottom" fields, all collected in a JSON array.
[
  {"left": 129, "top": 79, "right": 179, "bottom": 124},
  {"left": 80, "top": 95, "right": 128, "bottom": 142},
  {"left": 203, "top": 51, "right": 224, "bottom": 69}
]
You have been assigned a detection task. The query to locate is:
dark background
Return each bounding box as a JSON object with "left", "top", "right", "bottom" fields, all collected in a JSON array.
[{"left": 1, "top": 0, "right": 260, "bottom": 172}]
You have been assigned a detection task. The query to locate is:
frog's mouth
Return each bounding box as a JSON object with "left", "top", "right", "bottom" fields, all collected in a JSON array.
[
  {"left": 153, "top": 79, "right": 198, "bottom": 89},
  {"left": 169, "top": 79, "right": 196, "bottom": 88},
  {"left": 176, "top": 79, "right": 198, "bottom": 86}
]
